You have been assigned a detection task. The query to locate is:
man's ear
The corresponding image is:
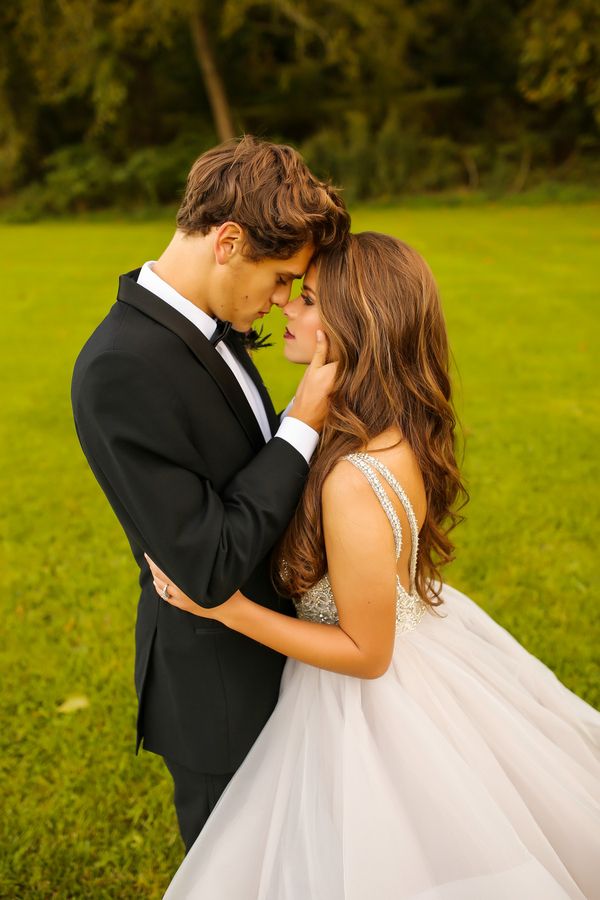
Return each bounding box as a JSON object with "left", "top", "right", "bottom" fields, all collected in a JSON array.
[{"left": 214, "top": 221, "right": 245, "bottom": 266}]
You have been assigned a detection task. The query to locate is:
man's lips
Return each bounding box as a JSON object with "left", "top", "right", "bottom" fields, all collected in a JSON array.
[{"left": 283, "top": 327, "right": 295, "bottom": 340}]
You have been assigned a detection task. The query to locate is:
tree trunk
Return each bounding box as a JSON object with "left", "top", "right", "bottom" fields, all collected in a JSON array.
[
  {"left": 510, "top": 146, "right": 532, "bottom": 195},
  {"left": 189, "top": 10, "right": 236, "bottom": 143}
]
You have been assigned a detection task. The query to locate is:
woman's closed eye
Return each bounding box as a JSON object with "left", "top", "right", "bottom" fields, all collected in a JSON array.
[{"left": 301, "top": 292, "right": 314, "bottom": 306}]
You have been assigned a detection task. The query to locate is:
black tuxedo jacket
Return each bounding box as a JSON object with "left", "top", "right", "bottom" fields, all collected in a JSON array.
[{"left": 71, "top": 271, "right": 309, "bottom": 772}]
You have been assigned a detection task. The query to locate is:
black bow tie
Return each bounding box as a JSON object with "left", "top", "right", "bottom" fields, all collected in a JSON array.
[{"left": 210, "top": 319, "right": 232, "bottom": 347}]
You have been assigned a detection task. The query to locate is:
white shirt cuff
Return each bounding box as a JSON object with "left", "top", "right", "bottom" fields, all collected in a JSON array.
[{"left": 275, "top": 416, "right": 319, "bottom": 464}]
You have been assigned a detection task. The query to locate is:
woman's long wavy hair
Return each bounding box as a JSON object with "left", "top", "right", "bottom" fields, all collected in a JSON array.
[{"left": 274, "top": 232, "right": 467, "bottom": 607}]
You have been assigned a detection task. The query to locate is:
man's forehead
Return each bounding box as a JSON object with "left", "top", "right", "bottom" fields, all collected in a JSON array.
[
  {"left": 272, "top": 243, "right": 314, "bottom": 278},
  {"left": 293, "top": 243, "right": 315, "bottom": 271}
]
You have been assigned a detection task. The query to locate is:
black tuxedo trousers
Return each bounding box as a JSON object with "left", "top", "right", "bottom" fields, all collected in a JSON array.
[{"left": 71, "top": 271, "right": 308, "bottom": 773}]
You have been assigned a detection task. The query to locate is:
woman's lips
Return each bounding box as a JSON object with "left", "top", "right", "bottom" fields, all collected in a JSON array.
[{"left": 283, "top": 327, "right": 295, "bottom": 340}]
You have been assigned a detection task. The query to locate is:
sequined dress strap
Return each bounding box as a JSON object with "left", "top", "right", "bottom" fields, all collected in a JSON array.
[
  {"left": 343, "top": 454, "right": 403, "bottom": 560},
  {"left": 344, "top": 452, "right": 420, "bottom": 593}
]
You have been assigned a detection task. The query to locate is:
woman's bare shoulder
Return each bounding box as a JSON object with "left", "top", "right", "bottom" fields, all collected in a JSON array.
[
  {"left": 323, "top": 446, "right": 426, "bottom": 524},
  {"left": 322, "top": 457, "right": 374, "bottom": 508}
]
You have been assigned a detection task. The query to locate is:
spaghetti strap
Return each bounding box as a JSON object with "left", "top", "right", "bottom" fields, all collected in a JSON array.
[
  {"left": 344, "top": 452, "right": 420, "bottom": 592},
  {"left": 343, "top": 454, "right": 403, "bottom": 561}
]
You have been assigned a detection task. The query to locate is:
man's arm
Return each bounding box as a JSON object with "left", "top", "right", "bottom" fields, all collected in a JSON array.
[{"left": 73, "top": 349, "right": 309, "bottom": 608}]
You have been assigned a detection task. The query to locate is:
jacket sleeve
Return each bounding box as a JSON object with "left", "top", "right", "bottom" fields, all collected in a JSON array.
[{"left": 72, "top": 349, "right": 308, "bottom": 607}]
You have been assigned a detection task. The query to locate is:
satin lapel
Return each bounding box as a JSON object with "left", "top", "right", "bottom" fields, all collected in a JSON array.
[
  {"left": 225, "top": 330, "right": 280, "bottom": 436},
  {"left": 117, "top": 271, "right": 266, "bottom": 452}
]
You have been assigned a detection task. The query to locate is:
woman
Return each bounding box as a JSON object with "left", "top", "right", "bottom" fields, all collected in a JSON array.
[{"left": 148, "top": 233, "right": 600, "bottom": 899}]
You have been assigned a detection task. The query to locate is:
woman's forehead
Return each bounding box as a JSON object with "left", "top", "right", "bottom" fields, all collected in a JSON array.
[{"left": 303, "top": 263, "right": 318, "bottom": 291}]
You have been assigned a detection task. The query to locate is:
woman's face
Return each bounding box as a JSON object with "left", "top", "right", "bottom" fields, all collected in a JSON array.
[{"left": 282, "top": 264, "right": 323, "bottom": 364}]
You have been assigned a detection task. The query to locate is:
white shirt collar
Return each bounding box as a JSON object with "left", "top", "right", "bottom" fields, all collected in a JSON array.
[{"left": 137, "top": 261, "right": 217, "bottom": 340}]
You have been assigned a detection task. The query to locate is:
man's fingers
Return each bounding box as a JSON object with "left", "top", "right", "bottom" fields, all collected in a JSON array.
[{"left": 309, "top": 330, "right": 328, "bottom": 369}]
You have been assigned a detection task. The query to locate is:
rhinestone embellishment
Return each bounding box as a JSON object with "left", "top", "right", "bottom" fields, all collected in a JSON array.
[
  {"left": 294, "top": 574, "right": 426, "bottom": 635},
  {"left": 293, "top": 452, "right": 427, "bottom": 636}
]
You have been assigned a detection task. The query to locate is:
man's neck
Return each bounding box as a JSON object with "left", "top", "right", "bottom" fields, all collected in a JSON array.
[{"left": 153, "top": 232, "right": 213, "bottom": 317}]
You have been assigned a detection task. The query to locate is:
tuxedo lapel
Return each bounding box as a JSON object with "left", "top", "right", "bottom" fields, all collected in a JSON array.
[
  {"left": 225, "top": 330, "right": 280, "bottom": 436},
  {"left": 117, "top": 271, "right": 266, "bottom": 452}
]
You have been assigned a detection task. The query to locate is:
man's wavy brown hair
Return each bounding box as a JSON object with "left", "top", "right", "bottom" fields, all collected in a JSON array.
[
  {"left": 274, "top": 232, "right": 467, "bottom": 607},
  {"left": 177, "top": 135, "right": 350, "bottom": 258}
]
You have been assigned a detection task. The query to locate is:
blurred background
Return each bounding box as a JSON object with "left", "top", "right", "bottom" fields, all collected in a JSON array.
[
  {"left": 1, "top": 0, "right": 599, "bottom": 215},
  {"left": 1, "top": 1, "right": 599, "bottom": 898}
]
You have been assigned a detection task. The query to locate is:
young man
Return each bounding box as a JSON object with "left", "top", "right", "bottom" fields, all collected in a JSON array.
[{"left": 71, "top": 136, "right": 350, "bottom": 850}]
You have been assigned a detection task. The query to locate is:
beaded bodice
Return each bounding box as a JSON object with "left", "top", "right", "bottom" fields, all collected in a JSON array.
[{"left": 293, "top": 453, "right": 427, "bottom": 636}]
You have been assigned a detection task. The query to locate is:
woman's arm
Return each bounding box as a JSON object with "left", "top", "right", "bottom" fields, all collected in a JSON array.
[
  {"left": 147, "top": 461, "right": 399, "bottom": 678},
  {"left": 216, "top": 594, "right": 383, "bottom": 678}
]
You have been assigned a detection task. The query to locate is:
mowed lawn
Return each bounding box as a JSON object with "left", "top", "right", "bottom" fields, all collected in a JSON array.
[{"left": 1, "top": 204, "right": 598, "bottom": 898}]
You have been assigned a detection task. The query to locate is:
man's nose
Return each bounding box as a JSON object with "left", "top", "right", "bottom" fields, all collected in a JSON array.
[{"left": 271, "top": 283, "right": 294, "bottom": 307}]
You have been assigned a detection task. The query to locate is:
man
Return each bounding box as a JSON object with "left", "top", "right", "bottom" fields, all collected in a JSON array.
[{"left": 71, "top": 135, "right": 350, "bottom": 851}]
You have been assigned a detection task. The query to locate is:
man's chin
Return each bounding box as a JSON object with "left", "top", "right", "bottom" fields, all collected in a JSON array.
[
  {"left": 244, "top": 318, "right": 269, "bottom": 333},
  {"left": 231, "top": 320, "right": 253, "bottom": 334}
]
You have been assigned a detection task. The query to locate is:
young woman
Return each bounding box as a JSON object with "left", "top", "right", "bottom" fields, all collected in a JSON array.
[{"left": 148, "top": 233, "right": 599, "bottom": 899}]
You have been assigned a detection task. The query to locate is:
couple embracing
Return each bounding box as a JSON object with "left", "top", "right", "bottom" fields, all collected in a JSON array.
[{"left": 72, "top": 137, "right": 599, "bottom": 899}]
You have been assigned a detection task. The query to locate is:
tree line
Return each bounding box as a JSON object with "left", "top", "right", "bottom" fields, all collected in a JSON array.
[{"left": 1, "top": 0, "right": 598, "bottom": 215}]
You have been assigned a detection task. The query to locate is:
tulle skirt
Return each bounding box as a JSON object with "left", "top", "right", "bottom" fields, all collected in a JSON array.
[{"left": 163, "top": 584, "right": 600, "bottom": 899}]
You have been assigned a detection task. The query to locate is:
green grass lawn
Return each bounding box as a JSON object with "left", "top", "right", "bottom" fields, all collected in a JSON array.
[{"left": 1, "top": 204, "right": 598, "bottom": 898}]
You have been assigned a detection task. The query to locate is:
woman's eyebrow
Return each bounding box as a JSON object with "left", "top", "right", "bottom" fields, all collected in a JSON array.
[{"left": 302, "top": 284, "right": 316, "bottom": 296}]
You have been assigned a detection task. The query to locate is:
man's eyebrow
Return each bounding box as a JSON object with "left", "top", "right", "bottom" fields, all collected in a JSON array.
[{"left": 280, "top": 271, "right": 304, "bottom": 280}]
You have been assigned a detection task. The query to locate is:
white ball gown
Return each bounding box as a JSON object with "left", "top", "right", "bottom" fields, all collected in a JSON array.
[{"left": 163, "top": 453, "right": 600, "bottom": 899}]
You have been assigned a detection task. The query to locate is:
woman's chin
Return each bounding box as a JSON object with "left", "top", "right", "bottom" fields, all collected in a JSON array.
[
  {"left": 283, "top": 343, "right": 310, "bottom": 366},
  {"left": 284, "top": 343, "right": 310, "bottom": 365}
]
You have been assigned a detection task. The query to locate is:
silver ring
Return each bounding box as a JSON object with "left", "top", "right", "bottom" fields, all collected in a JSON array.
[{"left": 160, "top": 583, "right": 170, "bottom": 600}]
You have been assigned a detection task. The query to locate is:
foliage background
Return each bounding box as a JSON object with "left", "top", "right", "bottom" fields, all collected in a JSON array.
[{"left": 1, "top": 0, "right": 600, "bottom": 216}]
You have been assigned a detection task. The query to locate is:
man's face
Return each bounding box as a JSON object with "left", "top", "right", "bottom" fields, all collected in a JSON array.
[{"left": 212, "top": 229, "right": 314, "bottom": 332}]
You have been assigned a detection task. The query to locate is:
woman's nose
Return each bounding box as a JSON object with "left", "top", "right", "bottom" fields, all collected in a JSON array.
[{"left": 283, "top": 295, "right": 299, "bottom": 319}]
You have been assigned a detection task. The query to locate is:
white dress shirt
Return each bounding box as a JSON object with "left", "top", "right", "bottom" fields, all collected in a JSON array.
[{"left": 137, "top": 262, "right": 319, "bottom": 463}]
